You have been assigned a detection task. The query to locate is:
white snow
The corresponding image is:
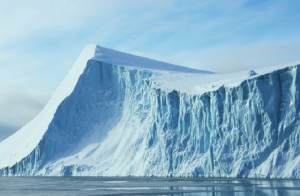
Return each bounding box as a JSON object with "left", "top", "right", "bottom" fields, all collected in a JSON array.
[{"left": 1, "top": 44, "right": 300, "bottom": 178}]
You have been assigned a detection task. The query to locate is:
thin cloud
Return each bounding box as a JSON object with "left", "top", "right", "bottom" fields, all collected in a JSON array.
[
  {"left": 0, "top": 125, "right": 18, "bottom": 142},
  {"left": 0, "top": 88, "right": 52, "bottom": 128}
]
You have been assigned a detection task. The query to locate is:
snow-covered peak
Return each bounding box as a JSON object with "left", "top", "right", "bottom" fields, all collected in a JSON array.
[{"left": 92, "top": 45, "right": 212, "bottom": 74}]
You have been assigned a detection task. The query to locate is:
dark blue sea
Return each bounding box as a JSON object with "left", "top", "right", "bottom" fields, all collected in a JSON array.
[{"left": 0, "top": 177, "right": 299, "bottom": 196}]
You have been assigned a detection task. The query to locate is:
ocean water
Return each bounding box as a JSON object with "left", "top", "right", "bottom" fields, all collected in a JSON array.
[{"left": 0, "top": 177, "right": 299, "bottom": 196}]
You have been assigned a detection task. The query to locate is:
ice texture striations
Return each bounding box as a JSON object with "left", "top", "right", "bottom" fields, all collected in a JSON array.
[{"left": 1, "top": 44, "right": 300, "bottom": 178}]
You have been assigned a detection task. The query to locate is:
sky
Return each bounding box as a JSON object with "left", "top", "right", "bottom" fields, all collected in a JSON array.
[{"left": 1, "top": 0, "right": 300, "bottom": 141}]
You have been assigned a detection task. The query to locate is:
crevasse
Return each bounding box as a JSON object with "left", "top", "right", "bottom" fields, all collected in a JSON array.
[{"left": 1, "top": 45, "right": 300, "bottom": 178}]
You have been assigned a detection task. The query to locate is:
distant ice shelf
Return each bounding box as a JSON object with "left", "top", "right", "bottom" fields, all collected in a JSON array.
[{"left": 1, "top": 44, "right": 300, "bottom": 178}]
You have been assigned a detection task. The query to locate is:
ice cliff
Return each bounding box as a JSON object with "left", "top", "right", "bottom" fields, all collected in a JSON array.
[{"left": 1, "top": 44, "right": 300, "bottom": 178}]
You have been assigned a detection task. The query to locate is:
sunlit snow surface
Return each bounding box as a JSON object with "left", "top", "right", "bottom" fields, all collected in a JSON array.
[
  {"left": 1, "top": 177, "right": 300, "bottom": 196},
  {"left": 1, "top": 44, "right": 300, "bottom": 178}
]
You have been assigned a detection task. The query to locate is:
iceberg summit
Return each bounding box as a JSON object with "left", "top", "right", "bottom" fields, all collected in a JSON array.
[{"left": 1, "top": 44, "right": 300, "bottom": 178}]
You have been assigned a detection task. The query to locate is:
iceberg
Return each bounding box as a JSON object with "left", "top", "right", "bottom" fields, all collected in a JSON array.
[{"left": 1, "top": 44, "right": 300, "bottom": 178}]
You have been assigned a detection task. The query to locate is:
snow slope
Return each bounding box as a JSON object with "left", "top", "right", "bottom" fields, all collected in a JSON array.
[{"left": 1, "top": 44, "right": 300, "bottom": 178}]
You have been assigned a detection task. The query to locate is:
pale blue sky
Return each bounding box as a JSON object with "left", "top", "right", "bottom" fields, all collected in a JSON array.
[{"left": 1, "top": 0, "right": 300, "bottom": 141}]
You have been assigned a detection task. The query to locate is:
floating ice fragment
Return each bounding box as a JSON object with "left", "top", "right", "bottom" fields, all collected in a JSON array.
[{"left": 247, "top": 70, "right": 257, "bottom": 77}]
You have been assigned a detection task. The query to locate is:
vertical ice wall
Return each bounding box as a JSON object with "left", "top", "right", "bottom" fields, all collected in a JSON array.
[{"left": 1, "top": 51, "right": 300, "bottom": 178}]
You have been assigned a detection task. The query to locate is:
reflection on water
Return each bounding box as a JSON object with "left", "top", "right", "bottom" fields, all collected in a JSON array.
[{"left": 0, "top": 176, "right": 299, "bottom": 196}]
